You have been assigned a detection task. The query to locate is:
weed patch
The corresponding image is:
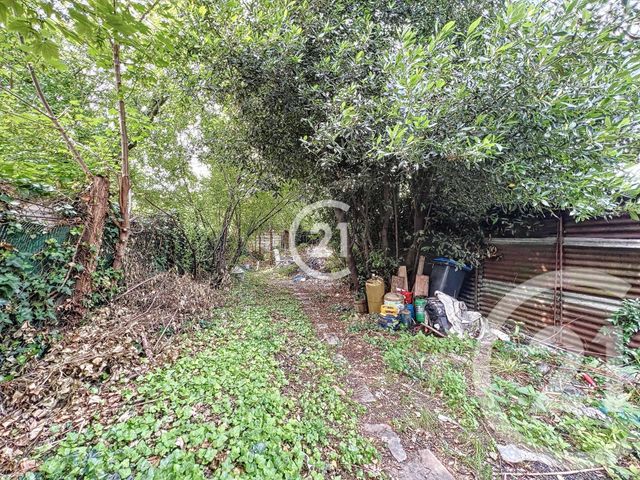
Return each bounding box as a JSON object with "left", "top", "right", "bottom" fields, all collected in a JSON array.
[
  {"left": 367, "top": 327, "right": 640, "bottom": 478},
  {"left": 28, "top": 275, "right": 379, "bottom": 479}
]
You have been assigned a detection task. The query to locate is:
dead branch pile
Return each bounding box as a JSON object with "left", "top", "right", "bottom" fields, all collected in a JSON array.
[{"left": 0, "top": 272, "right": 226, "bottom": 475}]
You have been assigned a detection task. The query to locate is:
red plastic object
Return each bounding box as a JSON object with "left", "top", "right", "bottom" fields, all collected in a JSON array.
[
  {"left": 581, "top": 373, "right": 597, "bottom": 388},
  {"left": 398, "top": 289, "right": 413, "bottom": 305}
]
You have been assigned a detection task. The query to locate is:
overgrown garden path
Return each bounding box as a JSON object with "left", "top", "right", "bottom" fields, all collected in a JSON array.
[
  {"left": 7, "top": 271, "right": 625, "bottom": 479},
  {"left": 17, "top": 275, "right": 385, "bottom": 478}
]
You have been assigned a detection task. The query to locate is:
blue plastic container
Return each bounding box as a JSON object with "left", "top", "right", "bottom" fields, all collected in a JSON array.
[
  {"left": 428, "top": 257, "right": 472, "bottom": 298},
  {"left": 405, "top": 303, "right": 415, "bottom": 319}
]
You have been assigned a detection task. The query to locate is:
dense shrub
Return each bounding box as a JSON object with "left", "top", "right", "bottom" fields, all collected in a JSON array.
[{"left": 609, "top": 299, "right": 640, "bottom": 366}]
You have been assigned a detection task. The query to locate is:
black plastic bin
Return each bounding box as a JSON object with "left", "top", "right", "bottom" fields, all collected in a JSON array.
[{"left": 428, "top": 257, "right": 471, "bottom": 298}]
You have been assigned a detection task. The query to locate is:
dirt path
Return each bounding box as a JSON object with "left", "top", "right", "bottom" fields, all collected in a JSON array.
[
  {"left": 277, "top": 272, "right": 616, "bottom": 480},
  {"left": 3, "top": 271, "right": 619, "bottom": 479},
  {"left": 281, "top": 276, "right": 460, "bottom": 480}
]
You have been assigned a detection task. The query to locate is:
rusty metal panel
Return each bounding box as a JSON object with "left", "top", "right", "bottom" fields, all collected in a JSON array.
[
  {"left": 480, "top": 238, "right": 558, "bottom": 338},
  {"left": 563, "top": 248, "right": 640, "bottom": 298},
  {"left": 488, "top": 217, "right": 558, "bottom": 238},
  {"left": 480, "top": 279, "right": 556, "bottom": 330},
  {"left": 564, "top": 214, "right": 640, "bottom": 239},
  {"left": 459, "top": 268, "right": 478, "bottom": 310},
  {"left": 484, "top": 244, "right": 558, "bottom": 284},
  {"left": 522, "top": 217, "right": 560, "bottom": 238},
  {"left": 561, "top": 244, "right": 640, "bottom": 356},
  {"left": 481, "top": 214, "right": 640, "bottom": 357},
  {"left": 561, "top": 292, "right": 622, "bottom": 356}
]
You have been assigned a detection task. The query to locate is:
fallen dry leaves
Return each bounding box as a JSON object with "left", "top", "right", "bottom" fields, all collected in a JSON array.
[{"left": 0, "top": 272, "right": 226, "bottom": 475}]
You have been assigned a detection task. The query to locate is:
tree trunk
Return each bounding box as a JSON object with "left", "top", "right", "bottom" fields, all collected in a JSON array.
[
  {"left": 112, "top": 175, "right": 131, "bottom": 271},
  {"left": 362, "top": 200, "right": 372, "bottom": 259},
  {"left": 210, "top": 203, "right": 236, "bottom": 287},
  {"left": 381, "top": 182, "right": 392, "bottom": 252},
  {"left": 334, "top": 207, "right": 359, "bottom": 290},
  {"left": 404, "top": 191, "right": 427, "bottom": 281},
  {"left": 67, "top": 175, "right": 109, "bottom": 319},
  {"left": 270, "top": 227, "right": 274, "bottom": 264},
  {"left": 393, "top": 186, "right": 400, "bottom": 260},
  {"left": 111, "top": 39, "right": 131, "bottom": 271}
]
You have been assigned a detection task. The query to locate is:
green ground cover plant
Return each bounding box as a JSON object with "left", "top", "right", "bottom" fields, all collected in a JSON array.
[
  {"left": 27, "top": 275, "right": 379, "bottom": 479},
  {"left": 609, "top": 300, "right": 640, "bottom": 367},
  {"left": 357, "top": 322, "right": 640, "bottom": 479}
]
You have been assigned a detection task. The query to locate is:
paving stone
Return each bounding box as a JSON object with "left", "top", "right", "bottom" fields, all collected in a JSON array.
[
  {"left": 497, "top": 444, "right": 555, "bottom": 467},
  {"left": 354, "top": 382, "right": 376, "bottom": 404},
  {"left": 437, "top": 414, "right": 458, "bottom": 426},
  {"left": 419, "top": 449, "right": 455, "bottom": 479},
  {"left": 333, "top": 353, "right": 349, "bottom": 365},
  {"left": 395, "top": 449, "right": 455, "bottom": 480},
  {"left": 567, "top": 405, "right": 607, "bottom": 421},
  {"left": 364, "top": 423, "right": 407, "bottom": 462},
  {"left": 324, "top": 333, "right": 340, "bottom": 346}
]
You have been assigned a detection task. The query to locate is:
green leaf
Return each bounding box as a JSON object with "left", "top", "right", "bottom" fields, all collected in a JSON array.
[
  {"left": 7, "top": 18, "right": 33, "bottom": 35},
  {"left": 441, "top": 20, "right": 456, "bottom": 34},
  {"left": 467, "top": 17, "right": 482, "bottom": 35}
]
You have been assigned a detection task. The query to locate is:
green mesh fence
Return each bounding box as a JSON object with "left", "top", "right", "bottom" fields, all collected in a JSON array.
[
  {"left": 0, "top": 221, "right": 73, "bottom": 274},
  {"left": 0, "top": 222, "right": 71, "bottom": 255}
]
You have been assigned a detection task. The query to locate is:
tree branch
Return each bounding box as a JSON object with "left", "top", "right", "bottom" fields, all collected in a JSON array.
[
  {"left": 127, "top": 95, "right": 168, "bottom": 151},
  {"left": 139, "top": 0, "right": 161, "bottom": 22},
  {"left": 25, "top": 63, "right": 93, "bottom": 178},
  {"left": 0, "top": 84, "right": 53, "bottom": 119}
]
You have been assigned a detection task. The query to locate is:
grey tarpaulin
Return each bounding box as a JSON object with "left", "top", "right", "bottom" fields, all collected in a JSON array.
[{"left": 435, "top": 290, "right": 487, "bottom": 339}]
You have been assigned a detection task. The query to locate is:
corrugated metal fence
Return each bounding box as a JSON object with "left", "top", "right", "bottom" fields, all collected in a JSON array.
[{"left": 469, "top": 213, "right": 640, "bottom": 357}]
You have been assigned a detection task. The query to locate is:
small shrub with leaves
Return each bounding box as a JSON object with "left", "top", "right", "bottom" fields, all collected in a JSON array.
[{"left": 609, "top": 299, "right": 640, "bottom": 366}]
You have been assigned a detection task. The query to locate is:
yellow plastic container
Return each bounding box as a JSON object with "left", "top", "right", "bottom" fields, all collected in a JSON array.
[
  {"left": 380, "top": 305, "right": 400, "bottom": 316},
  {"left": 365, "top": 277, "right": 385, "bottom": 314}
]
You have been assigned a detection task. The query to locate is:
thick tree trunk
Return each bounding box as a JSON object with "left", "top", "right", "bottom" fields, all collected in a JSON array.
[
  {"left": 112, "top": 175, "right": 130, "bottom": 270},
  {"left": 362, "top": 200, "right": 372, "bottom": 259},
  {"left": 334, "top": 207, "right": 359, "bottom": 290},
  {"left": 210, "top": 202, "right": 236, "bottom": 287},
  {"left": 67, "top": 175, "right": 109, "bottom": 319},
  {"left": 393, "top": 187, "right": 400, "bottom": 260}
]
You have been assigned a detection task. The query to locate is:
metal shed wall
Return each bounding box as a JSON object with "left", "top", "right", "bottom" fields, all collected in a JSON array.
[{"left": 476, "top": 213, "right": 640, "bottom": 356}]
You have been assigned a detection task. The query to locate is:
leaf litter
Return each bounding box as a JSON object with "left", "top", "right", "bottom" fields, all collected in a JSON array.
[{"left": 0, "top": 272, "right": 225, "bottom": 475}]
